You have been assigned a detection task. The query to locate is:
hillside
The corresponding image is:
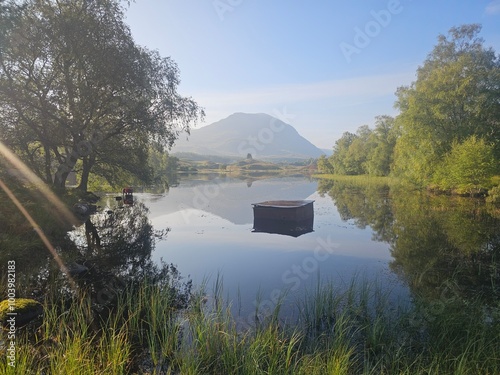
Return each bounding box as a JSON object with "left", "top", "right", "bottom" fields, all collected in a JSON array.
[{"left": 172, "top": 113, "right": 324, "bottom": 161}]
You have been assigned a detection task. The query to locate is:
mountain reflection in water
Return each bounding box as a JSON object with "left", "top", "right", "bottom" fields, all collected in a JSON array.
[
  {"left": 144, "top": 176, "right": 406, "bottom": 319},
  {"left": 3, "top": 175, "right": 497, "bottom": 326}
]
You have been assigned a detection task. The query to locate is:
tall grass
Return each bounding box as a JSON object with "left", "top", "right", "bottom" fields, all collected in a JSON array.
[{"left": 2, "top": 277, "right": 499, "bottom": 374}]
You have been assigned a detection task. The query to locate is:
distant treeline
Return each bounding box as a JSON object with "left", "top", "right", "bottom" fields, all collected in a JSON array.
[{"left": 319, "top": 24, "right": 500, "bottom": 195}]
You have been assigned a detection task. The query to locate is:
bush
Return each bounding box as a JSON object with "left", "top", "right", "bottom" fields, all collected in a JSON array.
[
  {"left": 433, "top": 136, "right": 497, "bottom": 194},
  {"left": 486, "top": 185, "right": 500, "bottom": 204}
]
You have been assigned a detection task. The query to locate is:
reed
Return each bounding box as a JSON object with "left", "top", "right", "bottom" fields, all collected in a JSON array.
[{"left": 2, "top": 275, "right": 499, "bottom": 374}]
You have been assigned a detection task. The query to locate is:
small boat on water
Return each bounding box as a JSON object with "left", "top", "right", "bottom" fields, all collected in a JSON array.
[
  {"left": 252, "top": 200, "right": 314, "bottom": 237},
  {"left": 122, "top": 187, "right": 134, "bottom": 205}
]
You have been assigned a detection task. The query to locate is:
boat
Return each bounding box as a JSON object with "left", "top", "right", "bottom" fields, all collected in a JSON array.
[
  {"left": 122, "top": 187, "right": 134, "bottom": 205},
  {"left": 252, "top": 200, "right": 314, "bottom": 237}
]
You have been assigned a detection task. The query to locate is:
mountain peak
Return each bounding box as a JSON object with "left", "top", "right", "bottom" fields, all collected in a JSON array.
[{"left": 172, "top": 113, "right": 324, "bottom": 161}]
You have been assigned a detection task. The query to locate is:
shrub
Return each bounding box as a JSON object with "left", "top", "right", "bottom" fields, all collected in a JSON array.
[
  {"left": 433, "top": 136, "right": 497, "bottom": 194},
  {"left": 486, "top": 185, "right": 500, "bottom": 204}
]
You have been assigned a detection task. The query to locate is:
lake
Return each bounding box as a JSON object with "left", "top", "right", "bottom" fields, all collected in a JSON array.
[
  {"left": 140, "top": 176, "right": 409, "bottom": 323},
  {"left": 5, "top": 174, "right": 498, "bottom": 328}
]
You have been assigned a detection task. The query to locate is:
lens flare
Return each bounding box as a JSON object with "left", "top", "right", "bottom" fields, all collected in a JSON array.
[
  {"left": 0, "top": 141, "right": 79, "bottom": 227},
  {"left": 0, "top": 141, "right": 78, "bottom": 290}
]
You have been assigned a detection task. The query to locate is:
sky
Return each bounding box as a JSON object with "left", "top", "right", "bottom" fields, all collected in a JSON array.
[{"left": 125, "top": 0, "right": 500, "bottom": 150}]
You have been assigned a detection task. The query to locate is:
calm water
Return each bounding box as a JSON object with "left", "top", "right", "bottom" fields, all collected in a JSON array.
[
  {"left": 139, "top": 176, "right": 408, "bottom": 320},
  {"left": 5, "top": 174, "right": 498, "bottom": 325}
]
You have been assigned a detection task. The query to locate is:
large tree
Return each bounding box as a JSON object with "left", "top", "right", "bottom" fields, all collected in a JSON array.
[
  {"left": 0, "top": 0, "right": 203, "bottom": 190},
  {"left": 364, "top": 115, "right": 398, "bottom": 177},
  {"left": 393, "top": 24, "right": 500, "bottom": 185}
]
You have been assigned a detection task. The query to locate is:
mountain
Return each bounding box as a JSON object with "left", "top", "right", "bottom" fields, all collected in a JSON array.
[{"left": 171, "top": 113, "right": 324, "bottom": 161}]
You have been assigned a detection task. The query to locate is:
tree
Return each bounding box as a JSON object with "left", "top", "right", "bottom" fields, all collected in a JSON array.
[
  {"left": 433, "top": 136, "right": 497, "bottom": 194},
  {"left": 345, "top": 125, "right": 373, "bottom": 175},
  {"left": 393, "top": 24, "right": 500, "bottom": 185},
  {"left": 330, "top": 131, "right": 358, "bottom": 175},
  {"left": 0, "top": 0, "right": 203, "bottom": 191},
  {"left": 365, "top": 115, "right": 398, "bottom": 176},
  {"left": 317, "top": 154, "right": 334, "bottom": 174}
]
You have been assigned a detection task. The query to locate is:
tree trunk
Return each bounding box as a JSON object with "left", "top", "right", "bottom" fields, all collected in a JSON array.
[
  {"left": 53, "top": 150, "right": 79, "bottom": 190},
  {"left": 44, "top": 145, "right": 53, "bottom": 185},
  {"left": 77, "top": 155, "right": 95, "bottom": 192}
]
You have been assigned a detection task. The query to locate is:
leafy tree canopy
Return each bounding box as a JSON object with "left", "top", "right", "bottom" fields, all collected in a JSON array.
[
  {"left": 0, "top": 0, "right": 204, "bottom": 191},
  {"left": 393, "top": 24, "right": 500, "bottom": 185}
]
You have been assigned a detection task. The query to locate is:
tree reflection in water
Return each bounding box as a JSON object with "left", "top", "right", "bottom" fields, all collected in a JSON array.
[
  {"left": 69, "top": 201, "right": 191, "bottom": 310},
  {"left": 317, "top": 179, "right": 500, "bottom": 305},
  {"left": 1, "top": 200, "right": 191, "bottom": 315}
]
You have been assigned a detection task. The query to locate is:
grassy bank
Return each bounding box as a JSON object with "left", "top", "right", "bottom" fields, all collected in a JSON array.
[
  {"left": 1, "top": 278, "right": 499, "bottom": 374},
  {"left": 313, "top": 174, "right": 402, "bottom": 187},
  {"left": 314, "top": 173, "right": 500, "bottom": 199}
]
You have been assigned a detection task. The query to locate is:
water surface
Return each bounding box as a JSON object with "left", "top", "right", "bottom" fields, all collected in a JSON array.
[{"left": 140, "top": 176, "right": 408, "bottom": 321}]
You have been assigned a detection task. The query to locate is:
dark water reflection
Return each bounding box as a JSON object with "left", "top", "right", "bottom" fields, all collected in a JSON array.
[
  {"left": 1, "top": 200, "right": 190, "bottom": 311},
  {"left": 317, "top": 179, "right": 500, "bottom": 305}
]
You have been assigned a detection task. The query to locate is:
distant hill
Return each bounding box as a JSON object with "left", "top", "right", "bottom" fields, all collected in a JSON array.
[{"left": 172, "top": 113, "right": 324, "bottom": 161}]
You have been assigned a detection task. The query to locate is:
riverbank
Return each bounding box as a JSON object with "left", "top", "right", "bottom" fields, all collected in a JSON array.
[
  {"left": 314, "top": 173, "right": 500, "bottom": 201},
  {"left": 313, "top": 174, "right": 400, "bottom": 186},
  {"left": 1, "top": 277, "right": 499, "bottom": 374}
]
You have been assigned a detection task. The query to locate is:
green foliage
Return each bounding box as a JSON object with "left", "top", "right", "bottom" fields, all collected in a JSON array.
[
  {"left": 393, "top": 24, "right": 500, "bottom": 185},
  {"left": 0, "top": 0, "right": 203, "bottom": 191},
  {"left": 365, "top": 116, "right": 399, "bottom": 176},
  {"left": 346, "top": 125, "right": 374, "bottom": 175},
  {"left": 486, "top": 185, "right": 500, "bottom": 204},
  {"left": 329, "top": 116, "right": 397, "bottom": 177},
  {"left": 433, "top": 136, "right": 497, "bottom": 194},
  {"left": 330, "top": 131, "right": 360, "bottom": 175},
  {"left": 328, "top": 25, "right": 500, "bottom": 192},
  {"left": 330, "top": 129, "right": 371, "bottom": 175},
  {"left": 7, "top": 276, "right": 500, "bottom": 374},
  {"left": 147, "top": 148, "right": 179, "bottom": 185},
  {"left": 317, "top": 155, "right": 334, "bottom": 174}
]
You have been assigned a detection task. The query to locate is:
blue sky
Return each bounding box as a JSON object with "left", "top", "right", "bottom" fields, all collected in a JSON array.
[{"left": 126, "top": 0, "right": 500, "bottom": 149}]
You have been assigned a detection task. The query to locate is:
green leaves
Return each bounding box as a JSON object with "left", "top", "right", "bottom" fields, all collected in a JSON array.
[
  {"left": 393, "top": 24, "right": 500, "bottom": 186},
  {"left": 433, "top": 136, "right": 497, "bottom": 194},
  {"left": 326, "top": 116, "right": 397, "bottom": 178},
  {"left": 0, "top": 0, "right": 203, "bottom": 190}
]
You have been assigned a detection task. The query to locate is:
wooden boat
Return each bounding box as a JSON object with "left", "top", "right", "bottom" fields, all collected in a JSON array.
[{"left": 252, "top": 200, "right": 314, "bottom": 237}]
